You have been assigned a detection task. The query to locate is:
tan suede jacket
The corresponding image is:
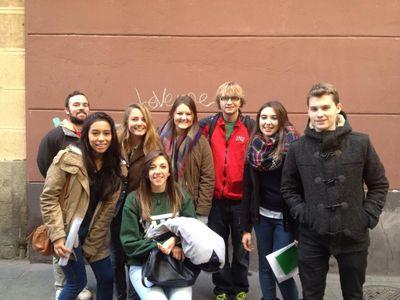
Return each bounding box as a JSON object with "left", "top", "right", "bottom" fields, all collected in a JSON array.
[
  {"left": 183, "top": 135, "right": 215, "bottom": 216},
  {"left": 40, "top": 146, "right": 120, "bottom": 263}
]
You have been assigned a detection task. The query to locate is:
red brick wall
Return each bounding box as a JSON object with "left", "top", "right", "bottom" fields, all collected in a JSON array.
[{"left": 26, "top": 1, "right": 400, "bottom": 187}]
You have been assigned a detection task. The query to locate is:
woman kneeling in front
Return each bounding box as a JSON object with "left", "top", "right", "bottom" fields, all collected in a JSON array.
[{"left": 120, "top": 151, "right": 196, "bottom": 300}]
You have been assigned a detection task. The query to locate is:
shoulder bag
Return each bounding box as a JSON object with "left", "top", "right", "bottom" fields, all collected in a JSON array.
[{"left": 28, "top": 175, "right": 71, "bottom": 256}]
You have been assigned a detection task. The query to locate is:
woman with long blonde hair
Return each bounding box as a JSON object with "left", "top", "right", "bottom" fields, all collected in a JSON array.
[
  {"left": 119, "top": 103, "right": 162, "bottom": 192},
  {"left": 111, "top": 103, "right": 162, "bottom": 299}
]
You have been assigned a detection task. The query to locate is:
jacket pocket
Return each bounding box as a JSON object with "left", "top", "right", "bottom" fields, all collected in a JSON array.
[
  {"left": 308, "top": 203, "right": 330, "bottom": 235},
  {"left": 343, "top": 209, "right": 369, "bottom": 242}
]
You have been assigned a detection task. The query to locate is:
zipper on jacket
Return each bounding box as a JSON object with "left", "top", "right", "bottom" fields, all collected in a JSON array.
[
  {"left": 221, "top": 120, "right": 240, "bottom": 198},
  {"left": 221, "top": 139, "right": 229, "bottom": 198}
]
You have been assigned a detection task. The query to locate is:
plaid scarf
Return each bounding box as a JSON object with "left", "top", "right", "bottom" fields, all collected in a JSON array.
[
  {"left": 160, "top": 119, "right": 202, "bottom": 181},
  {"left": 247, "top": 125, "right": 298, "bottom": 171}
]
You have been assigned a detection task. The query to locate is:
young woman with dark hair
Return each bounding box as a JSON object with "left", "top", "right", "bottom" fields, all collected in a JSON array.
[
  {"left": 240, "top": 101, "right": 299, "bottom": 300},
  {"left": 40, "top": 112, "right": 122, "bottom": 300},
  {"left": 120, "top": 151, "right": 196, "bottom": 300},
  {"left": 159, "top": 95, "right": 214, "bottom": 218},
  {"left": 110, "top": 103, "right": 162, "bottom": 299}
]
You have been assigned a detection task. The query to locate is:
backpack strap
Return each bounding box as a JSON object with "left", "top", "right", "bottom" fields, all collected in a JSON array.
[
  {"left": 59, "top": 174, "right": 71, "bottom": 209},
  {"left": 199, "top": 113, "right": 220, "bottom": 140},
  {"left": 207, "top": 115, "right": 219, "bottom": 140},
  {"left": 200, "top": 113, "right": 254, "bottom": 140},
  {"left": 241, "top": 114, "right": 255, "bottom": 137}
]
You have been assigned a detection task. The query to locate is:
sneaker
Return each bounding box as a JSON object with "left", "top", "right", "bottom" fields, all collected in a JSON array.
[
  {"left": 77, "top": 287, "right": 92, "bottom": 300},
  {"left": 55, "top": 289, "right": 61, "bottom": 300},
  {"left": 216, "top": 293, "right": 228, "bottom": 300},
  {"left": 236, "top": 291, "right": 248, "bottom": 300}
]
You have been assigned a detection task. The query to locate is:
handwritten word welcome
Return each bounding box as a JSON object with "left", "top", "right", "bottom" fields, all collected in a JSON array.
[{"left": 134, "top": 88, "right": 214, "bottom": 110}]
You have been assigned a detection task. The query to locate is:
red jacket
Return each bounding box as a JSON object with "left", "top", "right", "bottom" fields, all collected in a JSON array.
[{"left": 200, "top": 113, "right": 255, "bottom": 200}]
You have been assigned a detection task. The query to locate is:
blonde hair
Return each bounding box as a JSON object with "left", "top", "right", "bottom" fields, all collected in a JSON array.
[
  {"left": 215, "top": 81, "right": 246, "bottom": 109},
  {"left": 118, "top": 103, "right": 162, "bottom": 160}
]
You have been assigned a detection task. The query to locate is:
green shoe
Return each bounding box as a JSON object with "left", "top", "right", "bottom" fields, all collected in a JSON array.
[
  {"left": 216, "top": 293, "right": 228, "bottom": 300},
  {"left": 236, "top": 291, "right": 248, "bottom": 300}
]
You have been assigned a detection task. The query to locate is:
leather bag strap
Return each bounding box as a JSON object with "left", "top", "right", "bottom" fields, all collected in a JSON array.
[{"left": 59, "top": 174, "right": 71, "bottom": 209}]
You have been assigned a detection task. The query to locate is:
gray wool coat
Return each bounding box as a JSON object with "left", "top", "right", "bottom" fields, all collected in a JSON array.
[{"left": 281, "top": 114, "right": 389, "bottom": 254}]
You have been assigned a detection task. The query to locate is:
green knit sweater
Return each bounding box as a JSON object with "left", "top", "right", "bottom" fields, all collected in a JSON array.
[{"left": 120, "top": 189, "right": 196, "bottom": 266}]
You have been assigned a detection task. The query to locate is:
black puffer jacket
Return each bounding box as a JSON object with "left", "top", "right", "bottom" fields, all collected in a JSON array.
[{"left": 281, "top": 114, "right": 388, "bottom": 254}]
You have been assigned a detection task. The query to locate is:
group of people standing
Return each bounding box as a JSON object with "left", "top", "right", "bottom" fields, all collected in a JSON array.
[{"left": 37, "top": 81, "right": 388, "bottom": 300}]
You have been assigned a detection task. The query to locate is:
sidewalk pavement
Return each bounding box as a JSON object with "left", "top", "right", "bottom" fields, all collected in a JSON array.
[{"left": 1, "top": 259, "right": 400, "bottom": 299}]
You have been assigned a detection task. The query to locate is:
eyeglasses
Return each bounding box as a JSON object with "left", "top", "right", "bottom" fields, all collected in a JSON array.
[{"left": 220, "top": 96, "right": 242, "bottom": 102}]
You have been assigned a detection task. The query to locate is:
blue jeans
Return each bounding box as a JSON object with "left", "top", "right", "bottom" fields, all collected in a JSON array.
[
  {"left": 208, "top": 199, "right": 249, "bottom": 295},
  {"left": 129, "top": 265, "right": 192, "bottom": 300},
  {"left": 254, "top": 215, "right": 298, "bottom": 300},
  {"left": 59, "top": 245, "right": 114, "bottom": 300}
]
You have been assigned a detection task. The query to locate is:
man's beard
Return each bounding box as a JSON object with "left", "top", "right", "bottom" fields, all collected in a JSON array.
[
  {"left": 68, "top": 110, "right": 88, "bottom": 125},
  {"left": 69, "top": 115, "right": 84, "bottom": 125}
]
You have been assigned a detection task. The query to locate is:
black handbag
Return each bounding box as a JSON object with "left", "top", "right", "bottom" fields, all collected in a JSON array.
[{"left": 142, "top": 247, "right": 200, "bottom": 288}]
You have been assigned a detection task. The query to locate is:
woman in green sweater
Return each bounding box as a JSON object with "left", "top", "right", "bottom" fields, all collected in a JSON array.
[{"left": 120, "top": 151, "right": 196, "bottom": 300}]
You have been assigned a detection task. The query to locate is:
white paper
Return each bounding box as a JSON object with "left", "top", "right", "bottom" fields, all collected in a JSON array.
[
  {"left": 59, "top": 217, "right": 83, "bottom": 266},
  {"left": 266, "top": 242, "right": 298, "bottom": 283}
]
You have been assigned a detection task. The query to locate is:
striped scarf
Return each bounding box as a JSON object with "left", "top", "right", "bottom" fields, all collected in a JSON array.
[
  {"left": 160, "top": 119, "right": 202, "bottom": 181},
  {"left": 247, "top": 125, "right": 298, "bottom": 171}
]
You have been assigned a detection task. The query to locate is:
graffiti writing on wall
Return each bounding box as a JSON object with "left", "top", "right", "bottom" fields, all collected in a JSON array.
[{"left": 134, "top": 88, "right": 214, "bottom": 110}]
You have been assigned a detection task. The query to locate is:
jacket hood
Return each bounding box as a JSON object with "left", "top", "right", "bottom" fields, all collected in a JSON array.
[
  {"left": 53, "top": 145, "right": 86, "bottom": 176},
  {"left": 59, "top": 119, "right": 80, "bottom": 138},
  {"left": 304, "top": 111, "right": 352, "bottom": 153}
]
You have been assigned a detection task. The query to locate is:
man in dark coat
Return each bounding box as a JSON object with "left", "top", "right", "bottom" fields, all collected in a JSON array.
[
  {"left": 281, "top": 82, "right": 389, "bottom": 300},
  {"left": 37, "top": 91, "right": 90, "bottom": 177}
]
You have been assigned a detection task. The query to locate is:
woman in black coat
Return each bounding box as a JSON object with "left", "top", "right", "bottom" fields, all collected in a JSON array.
[{"left": 241, "top": 101, "right": 299, "bottom": 300}]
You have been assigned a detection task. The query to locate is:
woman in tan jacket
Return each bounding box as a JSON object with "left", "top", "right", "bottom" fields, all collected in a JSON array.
[
  {"left": 159, "top": 95, "right": 215, "bottom": 218},
  {"left": 40, "top": 112, "right": 122, "bottom": 300}
]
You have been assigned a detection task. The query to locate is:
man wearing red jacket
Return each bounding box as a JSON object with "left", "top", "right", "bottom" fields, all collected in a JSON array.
[{"left": 200, "top": 82, "right": 255, "bottom": 300}]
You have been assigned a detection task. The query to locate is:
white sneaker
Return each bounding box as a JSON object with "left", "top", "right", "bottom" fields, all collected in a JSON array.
[
  {"left": 77, "top": 287, "right": 92, "bottom": 300},
  {"left": 55, "top": 289, "right": 61, "bottom": 300}
]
